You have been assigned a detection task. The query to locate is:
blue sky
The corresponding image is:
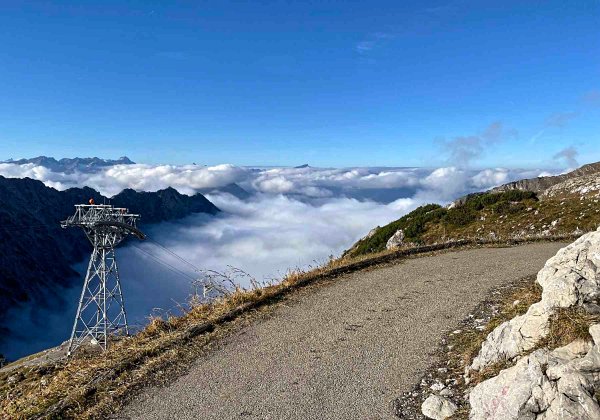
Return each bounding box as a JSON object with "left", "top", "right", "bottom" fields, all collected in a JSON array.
[{"left": 0, "top": 1, "right": 598, "bottom": 168}]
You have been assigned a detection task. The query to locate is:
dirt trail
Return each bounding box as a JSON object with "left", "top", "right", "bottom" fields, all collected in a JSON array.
[{"left": 121, "top": 243, "right": 565, "bottom": 420}]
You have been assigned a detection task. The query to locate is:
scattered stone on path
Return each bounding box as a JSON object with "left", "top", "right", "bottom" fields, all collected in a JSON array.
[{"left": 421, "top": 394, "right": 457, "bottom": 419}]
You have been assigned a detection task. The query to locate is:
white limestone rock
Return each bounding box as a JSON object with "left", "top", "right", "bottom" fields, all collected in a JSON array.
[
  {"left": 470, "top": 335, "right": 600, "bottom": 420},
  {"left": 421, "top": 394, "right": 457, "bottom": 419},
  {"left": 470, "top": 229, "right": 600, "bottom": 371},
  {"left": 365, "top": 226, "right": 379, "bottom": 239},
  {"left": 386, "top": 229, "right": 405, "bottom": 250}
]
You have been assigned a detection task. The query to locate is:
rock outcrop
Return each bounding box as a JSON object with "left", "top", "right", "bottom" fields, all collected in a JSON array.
[
  {"left": 386, "top": 229, "right": 405, "bottom": 249},
  {"left": 470, "top": 335, "right": 600, "bottom": 419},
  {"left": 542, "top": 173, "right": 600, "bottom": 199},
  {"left": 470, "top": 228, "right": 600, "bottom": 371},
  {"left": 469, "top": 229, "right": 600, "bottom": 419}
]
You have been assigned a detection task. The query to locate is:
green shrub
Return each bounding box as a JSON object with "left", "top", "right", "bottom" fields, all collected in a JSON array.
[
  {"left": 350, "top": 204, "right": 446, "bottom": 255},
  {"left": 490, "top": 201, "right": 526, "bottom": 215},
  {"left": 463, "top": 190, "right": 537, "bottom": 212},
  {"left": 444, "top": 207, "right": 477, "bottom": 226}
]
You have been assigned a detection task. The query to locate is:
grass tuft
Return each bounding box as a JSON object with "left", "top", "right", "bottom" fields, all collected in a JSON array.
[{"left": 542, "top": 307, "right": 600, "bottom": 349}]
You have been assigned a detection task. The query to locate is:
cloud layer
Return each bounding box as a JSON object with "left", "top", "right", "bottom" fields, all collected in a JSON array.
[
  {"left": 0, "top": 161, "right": 551, "bottom": 202},
  {"left": 0, "top": 160, "right": 556, "bottom": 359}
]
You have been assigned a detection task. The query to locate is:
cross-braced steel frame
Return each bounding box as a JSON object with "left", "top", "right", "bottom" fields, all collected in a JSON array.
[{"left": 62, "top": 204, "right": 145, "bottom": 355}]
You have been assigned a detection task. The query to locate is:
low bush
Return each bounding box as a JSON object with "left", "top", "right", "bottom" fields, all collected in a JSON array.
[
  {"left": 444, "top": 206, "right": 477, "bottom": 227},
  {"left": 463, "top": 190, "right": 537, "bottom": 212},
  {"left": 351, "top": 204, "right": 446, "bottom": 255}
]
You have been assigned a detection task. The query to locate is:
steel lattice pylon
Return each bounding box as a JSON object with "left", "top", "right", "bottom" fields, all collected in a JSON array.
[{"left": 61, "top": 203, "right": 146, "bottom": 355}]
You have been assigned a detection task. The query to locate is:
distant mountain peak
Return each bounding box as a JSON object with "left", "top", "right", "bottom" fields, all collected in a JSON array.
[
  {"left": 197, "top": 183, "right": 251, "bottom": 200},
  {"left": 294, "top": 164, "right": 310, "bottom": 169}
]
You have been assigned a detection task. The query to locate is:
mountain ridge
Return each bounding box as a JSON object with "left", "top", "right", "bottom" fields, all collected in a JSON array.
[
  {"left": 0, "top": 176, "right": 219, "bottom": 336},
  {"left": 1, "top": 156, "right": 135, "bottom": 173}
]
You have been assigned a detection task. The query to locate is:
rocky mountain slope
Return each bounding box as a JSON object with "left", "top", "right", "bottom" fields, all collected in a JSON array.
[
  {"left": 346, "top": 162, "right": 600, "bottom": 258},
  {"left": 0, "top": 176, "right": 219, "bottom": 328},
  {"left": 492, "top": 161, "right": 600, "bottom": 194}
]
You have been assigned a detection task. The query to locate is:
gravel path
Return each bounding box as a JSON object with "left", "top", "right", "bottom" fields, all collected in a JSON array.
[{"left": 121, "top": 243, "right": 565, "bottom": 420}]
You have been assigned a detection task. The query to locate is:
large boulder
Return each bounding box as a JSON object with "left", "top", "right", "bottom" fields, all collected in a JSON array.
[
  {"left": 471, "top": 228, "right": 600, "bottom": 371},
  {"left": 470, "top": 335, "right": 600, "bottom": 420},
  {"left": 386, "top": 229, "right": 405, "bottom": 250}
]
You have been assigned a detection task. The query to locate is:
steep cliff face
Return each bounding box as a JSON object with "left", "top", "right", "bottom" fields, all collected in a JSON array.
[{"left": 0, "top": 176, "right": 219, "bottom": 324}]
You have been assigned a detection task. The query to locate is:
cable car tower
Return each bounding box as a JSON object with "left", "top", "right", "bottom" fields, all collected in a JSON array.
[{"left": 61, "top": 200, "right": 146, "bottom": 355}]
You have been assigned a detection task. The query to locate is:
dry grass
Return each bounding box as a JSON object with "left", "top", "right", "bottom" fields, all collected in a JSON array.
[
  {"left": 542, "top": 307, "right": 600, "bottom": 350},
  {"left": 0, "top": 277, "right": 311, "bottom": 418}
]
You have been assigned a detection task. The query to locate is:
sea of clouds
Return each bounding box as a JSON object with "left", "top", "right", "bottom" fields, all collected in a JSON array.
[
  {"left": 0, "top": 161, "right": 557, "bottom": 284},
  {"left": 0, "top": 162, "right": 557, "bottom": 358}
]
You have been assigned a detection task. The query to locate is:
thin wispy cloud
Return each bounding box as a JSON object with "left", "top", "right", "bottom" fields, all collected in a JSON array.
[
  {"left": 421, "top": 4, "right": 454, "bottom": 15},
  {"left": 553, "top": 146, "right": 579, "bottom": 169},
  {"left": 531, "top": 104, "right": 586, "bottom": 144},
  {"left": 528, "top": 128, "right": 546, "bottom": 145},
  {"left": 544, "top": 111, "right": 579, "bottom": 128},
  {"left": 356, "top": 41, "right": 376, "bottom": 53},
  {"left": 355, "top": 32, "right": 395, "bottom": 54},
  {"left": 440, "top": 121, "right": 518, "bottom": 167}
]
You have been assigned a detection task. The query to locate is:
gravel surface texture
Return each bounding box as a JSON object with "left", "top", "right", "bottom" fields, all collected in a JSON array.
[{"left": 120, "top": 243, "right": 565, "bottom": 420}]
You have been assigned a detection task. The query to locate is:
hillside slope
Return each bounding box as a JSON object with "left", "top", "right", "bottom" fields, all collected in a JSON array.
[
  {"left": 347, "top": 162, "right": 600, "bottom": 258},
  {"left": 0, "top": 176, "right": 219, "bottom": 327}
]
